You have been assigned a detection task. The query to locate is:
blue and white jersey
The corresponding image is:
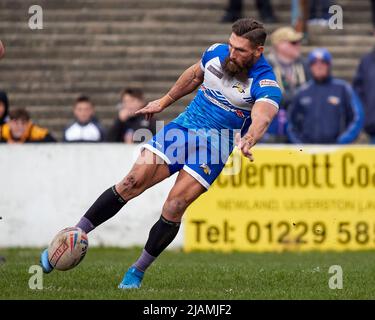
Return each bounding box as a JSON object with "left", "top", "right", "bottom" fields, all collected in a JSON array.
[{"left": 173, "top": 43, "right": 282, "bottom": 146}]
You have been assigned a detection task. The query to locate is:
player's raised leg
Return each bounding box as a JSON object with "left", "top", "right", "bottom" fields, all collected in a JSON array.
[
  {"left": 119, "top": 169, "right": 206, "bottom": 289},
  {"left": 40, "top": 149, "right": 170, "bottom": 273}
]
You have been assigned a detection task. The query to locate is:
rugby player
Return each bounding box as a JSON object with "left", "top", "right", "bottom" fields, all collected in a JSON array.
[{"left": 40, "top": 18, "right": 282, "bottom": 289}]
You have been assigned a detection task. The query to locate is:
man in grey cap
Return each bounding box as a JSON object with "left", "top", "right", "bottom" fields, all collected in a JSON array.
[{"left": 263, "top": 26, "right": 310, "bottom": 143}]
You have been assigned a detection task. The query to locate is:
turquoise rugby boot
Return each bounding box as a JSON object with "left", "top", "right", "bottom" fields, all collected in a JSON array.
[
  {"left": 118, "top": 266, "right": 144, "bottom": 289},
  {"left": 40, "top": 248, "right": 54, "bottom": 274}
]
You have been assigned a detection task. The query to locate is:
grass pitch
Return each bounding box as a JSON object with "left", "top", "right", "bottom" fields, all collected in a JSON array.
[{"left": 1, "top": 247, "right": 375, "bottom": 299}]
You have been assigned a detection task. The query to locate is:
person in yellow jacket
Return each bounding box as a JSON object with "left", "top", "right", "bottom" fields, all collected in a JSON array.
[{"left": 0, "top": 108, "right": 56, "bottom": 143}]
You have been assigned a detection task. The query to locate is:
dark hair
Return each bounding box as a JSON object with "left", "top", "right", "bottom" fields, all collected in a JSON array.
[
  {"left": 232, "top": 18, "right": 267, "bottom": 48},
  {"left": 74, "top": 95, "right": 93, "bottom": 106},
  {"left": 9, "top": 108, "right": 30, "bottom": 121},
  {"left": 121, "top": 88, "right": 144, "bottom": 100}
]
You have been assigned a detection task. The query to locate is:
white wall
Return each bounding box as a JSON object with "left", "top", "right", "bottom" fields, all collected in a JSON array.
[{"left": 0, "top": 144, "right": 182, "bottom": 248}]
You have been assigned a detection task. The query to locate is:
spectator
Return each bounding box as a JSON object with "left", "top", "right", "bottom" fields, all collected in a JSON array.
[
  {"left": 0, "top": 91, "right": 9, "bottom": 126},
  {"left": 107, "top": 88, "right": 156, "bottom": 143},
  {"left": 288, "top": 48, "right": 364, "bottom": 144},
  {"left": 221, "top": 0, "right": 276, "bottom": 23},
  {"left": 291, "top": 0, "right": 310, "bottom": 42},
  {"left": 353, "top": 47, "right": 375, "bottom": 143},
  {"left": 308, "top": 0, "right": 332, "bottom": 26},
  {"left": 263, "top": 26, "right": 309, "bottom": 143},
  {"left": 0, "top": 108, "right": 56, "bottom": 143},
  {"left": 63, "top": 95, "right": 105, "bottom": 142}
]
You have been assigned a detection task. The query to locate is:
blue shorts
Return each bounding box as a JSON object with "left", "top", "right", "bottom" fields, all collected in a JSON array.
[{"left": 142, "top": 122, "right": 233, "bottom": 189}]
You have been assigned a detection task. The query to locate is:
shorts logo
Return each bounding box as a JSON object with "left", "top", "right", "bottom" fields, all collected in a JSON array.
[
  {"left": 207, "top": 65, "right": 223, "bottom": 79},
  {"left": 259, "top": 79, "right": 279, "bottom": 88},
  {"left": 232, "top": 82, "right": 245, "bottom": 93},
  {"left": 200, "top": 163, "right": 211, "bottom": 175}
]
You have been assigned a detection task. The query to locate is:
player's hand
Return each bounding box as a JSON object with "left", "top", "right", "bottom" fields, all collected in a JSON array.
[
  {"left": 0, "top": 40, "right": 5, "bottom": 59},
  {"left": 235, "top": 132, "right": 255, "bottom": 162},
  {"left": 135, "top": 99, "right": 165, "bottom": 121}
]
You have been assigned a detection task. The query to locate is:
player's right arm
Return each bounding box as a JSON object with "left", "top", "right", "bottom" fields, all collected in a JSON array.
[{"left": 135, "top": 60, "right": 204, "bottom": 120}]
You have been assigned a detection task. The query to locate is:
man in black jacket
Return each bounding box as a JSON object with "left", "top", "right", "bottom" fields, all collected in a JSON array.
[{"left": 353, "top": 47, "right": 375, "bottom": 143}]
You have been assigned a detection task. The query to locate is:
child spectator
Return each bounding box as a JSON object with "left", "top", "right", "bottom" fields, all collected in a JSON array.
[
  {"left": 0, "top": 108, "right": 56, "bottom": 143},
  {"left": 107, "top": 88, "right": 156, "bottom": 143},
  {"left": 63, "top": 95, "right": 105, "bottom": 142}
]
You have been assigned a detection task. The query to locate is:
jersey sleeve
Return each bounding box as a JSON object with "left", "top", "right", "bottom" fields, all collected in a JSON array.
[
  {"left": 251, "top": 72, "right": 282, "bottom": 109},
  {"left": 200, "top": 43, "right": 225, "bottom": 71}
]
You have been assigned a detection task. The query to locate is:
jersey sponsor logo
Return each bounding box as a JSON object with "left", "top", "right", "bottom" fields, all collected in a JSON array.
[
  {"left": 259, "top": 79, "right": 280, "bottom": 88},
  {"left": 207, "top": 65, "right": 223, "bottom": 79},
  {"left": 202, "top": 90, "right": 247, "bottom": 118},
  {"left": 232, "top": 82, "right": 246, "bottom": 94}
]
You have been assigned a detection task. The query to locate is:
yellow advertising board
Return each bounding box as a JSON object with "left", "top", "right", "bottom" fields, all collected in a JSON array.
[{"left": 184, "top": 146, "right": 375, "bottom": 252}]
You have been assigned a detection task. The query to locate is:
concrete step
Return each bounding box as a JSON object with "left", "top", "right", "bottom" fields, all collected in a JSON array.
[
  {"left": 3, "top": 32, "right": 374, "bottom": 48},
  {"left": 0, "top": 70, "right": 359, "bottom": 91},
  {"left": 3, "top": 44, "right": 372, "bottom": 60},
  {"left": 5, "top": 91, "right": 195, "bottom": 107},
  {"left": 0, "top": 56, "right": 364, "bottom": 71},
  {"left": 0, "top": 0, "right": 274, "bottom": 11},
  {"left": 1, "top": 21, "right": 373, "bottom": 36},
  {"left": 0, "top": 0, "right": 370, "bottom": 9},
  {"left": 0, "top": 8, "right": 372, "bottom": 24}
]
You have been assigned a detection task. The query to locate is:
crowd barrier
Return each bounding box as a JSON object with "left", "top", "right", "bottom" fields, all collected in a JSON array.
[{"left": 1, "top": 144, "right": 374, "bottom": 252}]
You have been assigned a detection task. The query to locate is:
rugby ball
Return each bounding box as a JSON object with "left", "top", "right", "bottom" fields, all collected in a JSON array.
[{"left": 48, "top": 227, "right": 89, "bottom": 271}]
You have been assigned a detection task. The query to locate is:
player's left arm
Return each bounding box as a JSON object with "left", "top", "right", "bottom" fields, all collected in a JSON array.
[
  {"left": 237, "top": 101, "right": 278, "bottom": 161},
  {"left": 237, "top": 76, "right": 282, "bottom": 161}
]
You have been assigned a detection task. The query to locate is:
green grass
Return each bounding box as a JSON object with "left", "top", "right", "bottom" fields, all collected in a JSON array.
[{"left": 1, "top": 247, "right": 375, "bottom": 299}]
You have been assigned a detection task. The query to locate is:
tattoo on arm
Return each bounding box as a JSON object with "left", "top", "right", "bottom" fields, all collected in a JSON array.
[{"left": 167, "top": 62, "right": 204, "bottom": 101}]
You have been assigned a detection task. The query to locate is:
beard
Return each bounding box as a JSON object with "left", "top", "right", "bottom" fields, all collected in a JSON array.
[{"left": 222, "top": 55, "right": 257, "bottom": 79}]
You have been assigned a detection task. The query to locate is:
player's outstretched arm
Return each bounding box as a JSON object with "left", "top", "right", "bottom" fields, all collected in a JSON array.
[
  {"left": 237, "top": 101, "right": 278, "bottom": 161},
  {"left": 135, "top": 60, "right": 204, "bottom": 120}
]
